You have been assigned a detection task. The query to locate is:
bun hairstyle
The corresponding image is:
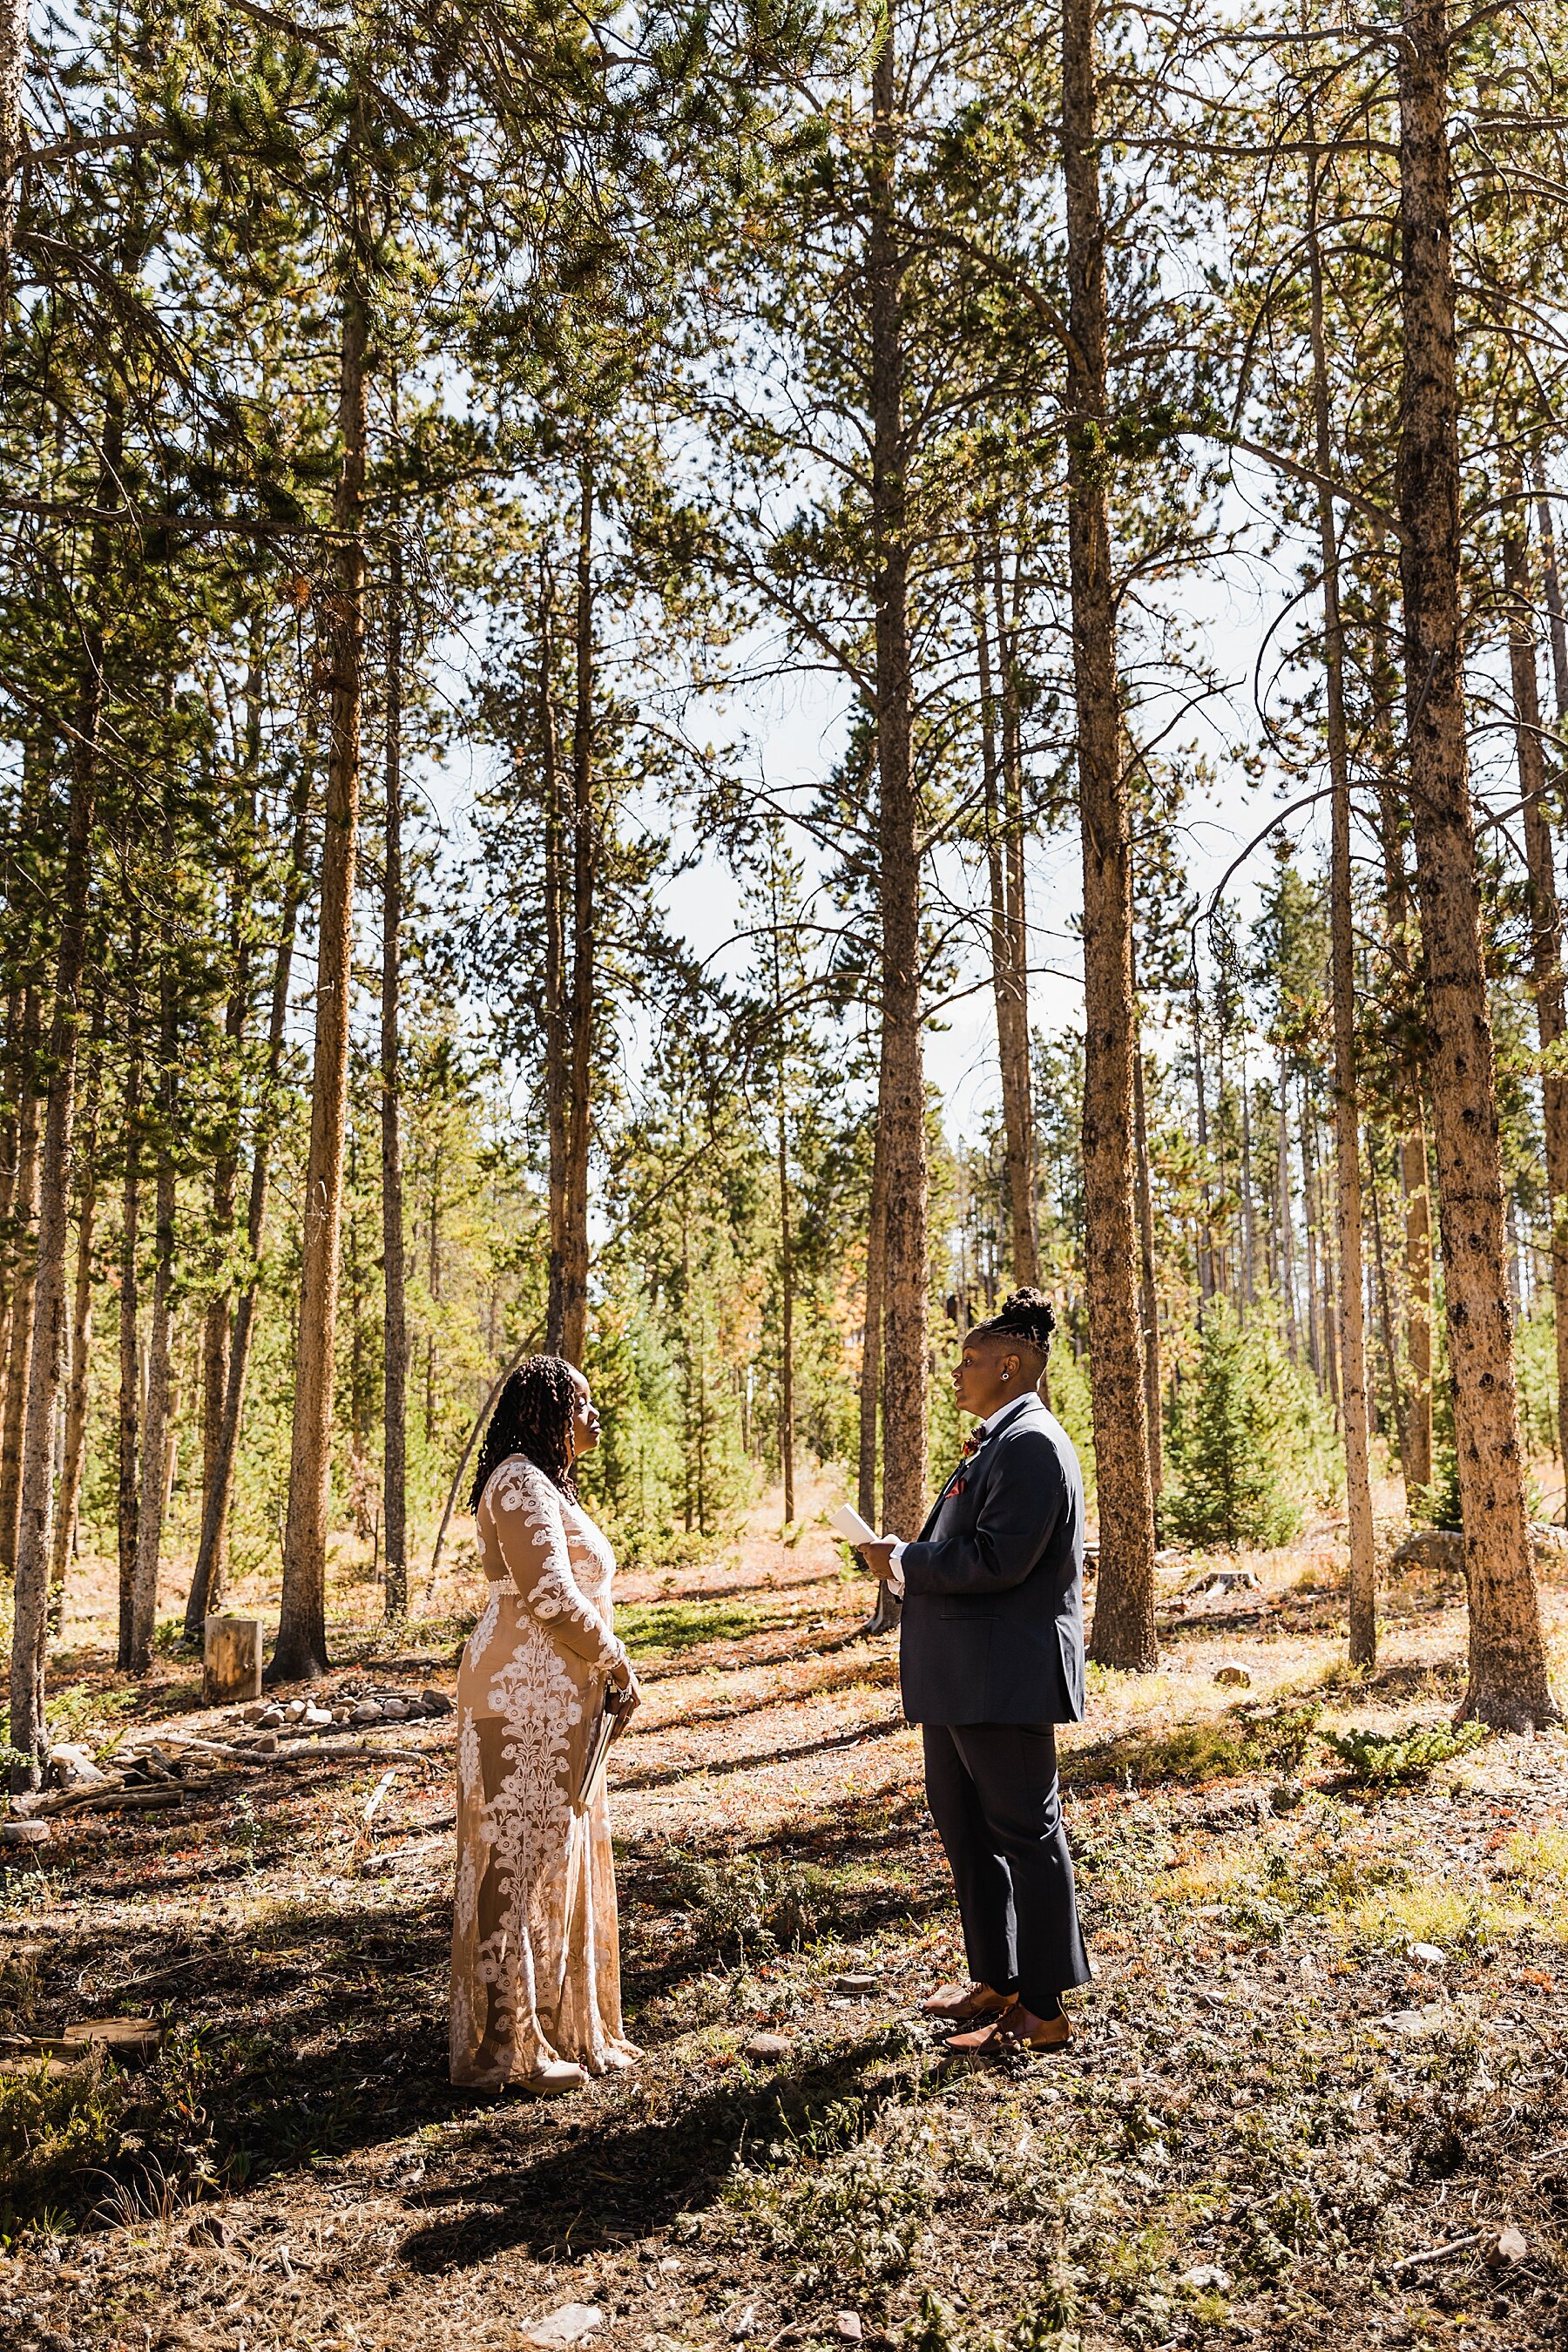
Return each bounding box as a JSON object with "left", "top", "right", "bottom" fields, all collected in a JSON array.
[
  {"left": 470, "top": 1355, "right": 583, "bottom": 1510},
  {"left": 973, "top": 1287, "right": 1057, "bottom": 1359}
]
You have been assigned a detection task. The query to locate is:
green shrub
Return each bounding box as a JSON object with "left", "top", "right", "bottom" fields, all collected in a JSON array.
[
  {"left": 1321, "top": 1720, "right": 1486, "bottom": 1784},
  {"left": 1163, "top": 1301, "right": 1322, "bottom": 1549},
  {"left": 0, "top": 2035, "right": 218, "bottom": 2238},
  {"left": 665, "top": 1848, "right": 832, "bottom": 1959}
]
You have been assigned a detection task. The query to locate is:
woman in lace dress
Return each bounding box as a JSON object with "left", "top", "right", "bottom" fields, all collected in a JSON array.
[{"left": 450, "top": 1355, "right": 641, "bottom": 2093}]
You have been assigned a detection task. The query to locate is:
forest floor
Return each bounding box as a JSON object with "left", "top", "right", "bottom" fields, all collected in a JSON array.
[{"left": 4, "top": 1477, "right": 1568, "bottom": 2351}]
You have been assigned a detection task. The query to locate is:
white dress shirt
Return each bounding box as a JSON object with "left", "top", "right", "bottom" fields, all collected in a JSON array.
[{"left": 884, "top": 1396, "right": 1030, "bottom": 1596}]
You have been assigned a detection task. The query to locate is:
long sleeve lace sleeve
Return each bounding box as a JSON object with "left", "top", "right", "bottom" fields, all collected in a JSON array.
[{"left": 485, "top": 1460, "right": 626, "bottom": 1670}]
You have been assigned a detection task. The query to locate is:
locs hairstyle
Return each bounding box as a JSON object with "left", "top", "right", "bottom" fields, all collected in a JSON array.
[
  {"left": 970, "top": 1286, "right": 1057, "bottom": 1359},
  {"left": 470, "top": 1355, "right": 583, "bottom": 1509}
]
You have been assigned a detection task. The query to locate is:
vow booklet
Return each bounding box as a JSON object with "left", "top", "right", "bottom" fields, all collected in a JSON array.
[{"left": 829, "top": 1503, "right": 881, "bottom": 1548}]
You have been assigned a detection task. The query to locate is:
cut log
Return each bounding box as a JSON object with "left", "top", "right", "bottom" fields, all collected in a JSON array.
[{"left": 204, "top": 1616, "right": 262, "bottom": 1705}]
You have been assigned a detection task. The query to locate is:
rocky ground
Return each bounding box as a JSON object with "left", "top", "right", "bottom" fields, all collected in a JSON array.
[{"left": 3, "top": 1483, "right": 1567, "bottom": 2351}]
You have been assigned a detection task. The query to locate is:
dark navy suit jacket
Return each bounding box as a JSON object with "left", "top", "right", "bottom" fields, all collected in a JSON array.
[{"left": 897, "top": 1392, "right": 1086, "bottom": 1727}]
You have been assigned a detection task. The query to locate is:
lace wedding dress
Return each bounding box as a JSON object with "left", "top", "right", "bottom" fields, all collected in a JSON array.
[{"left": 449, "top": 1455, "right": 639, "bottom": 2087}]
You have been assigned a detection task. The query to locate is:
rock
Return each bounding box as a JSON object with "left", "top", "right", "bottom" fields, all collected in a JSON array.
[
  {"left": 332, "top": 1707, "right": 353, "bottom": 1724},
  {"left": 1390, "top": 1530, "right": 1463, "bottom": 1578},
  {"left": 835, "top": 2316, "right": 862, "bottom": 2342},
  {"left": 301, "top": 1703, "right": 333, "bottom": 1728},
  {"left": 352, "top": 1700, "right": 383, "bottom": 1725},
  {"left": 729, "top": 2305, "right": 757, "bottom": 2340},
  {"left": 420, "top": 1688, "right": 454, "bottom": 1716},
  {"left": 833, "top": 1972, "right": 879, "bottom": 1994},
  {"left": 380, "top": 1697, "right": 409, "bottom": 1720},
  {"left": 1213, "top": 1663, "right": 1251, "bottom": 1688},
  {"left": 1179, "top": 2263, "right": 1232, "bottom": 2292},
  {"left": 522, "top": 2305, "right": 604, "bottom": 2350},
  {"left": 1496, "top": 2227, "right": 1529, "bottom": 2262},
  {"left": 46, "top": 1744, "right": 106, "bottom": 1789},
  {"left": 656, "top": 2258, "right": 681, "bottom": 2275},
  {"left": 1410, "top": 1943, "right": 1447, "bottom": 1968},
  {"left": 285, "top": 1700, "right": 307, "bottom": 1720},
  {"left": 248, "top": 1732, "right": 279, "bottom": 1754},
  {"left": 743, "top": 2032, "right": 792, "bottom": 2060},
  {"left": 0, "top": 1820, "right": 51, "bottom": 1845},
  {"left": 241, "top": 1703, "right": 270, "bottom": 1725},
  {"left": 255, "top": 1707, "right": 285, "bottom": 1730}
]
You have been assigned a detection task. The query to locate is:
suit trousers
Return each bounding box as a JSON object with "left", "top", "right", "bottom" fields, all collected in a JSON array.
[{"left": 922, "top": 1721, "right": 1091, "bottom": 2014}]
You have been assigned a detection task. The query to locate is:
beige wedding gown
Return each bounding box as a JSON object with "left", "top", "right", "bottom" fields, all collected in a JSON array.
[{"left": 450, "top": 1454, "right": 639, "bottom": 2087}]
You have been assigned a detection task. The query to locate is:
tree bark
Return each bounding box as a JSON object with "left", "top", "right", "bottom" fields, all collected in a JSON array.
[
  {"left": 0, "top": 0, "right": 28, "bottom": 266},
  {"left": 381, "top": 532, "right": 409, "bottom": 1618},
  {"left": 50, "top": 1011, "right": 102, "bottom": 1631},
  {"left": 1308, "top": 166, "right": 1376, "bottom": 1665},
  {"left": 7, "top": 400, "right": 118, "bottom": 1784},
  {"left": 185, "top": 761, "right": 313, "bottom": 1640},
  {"left": 868, "top": 7, "right": 927, "bottom": 1563},
  {"left": 1133, "top": 1022, "right": 1161, "bottom": 1503},
  {"left": 0, "top": 984, "right": 40, "bottom": 1571},
  {"left": 541, "top": 580, "right": 570, "bottom": 1358},
  {"left": 130, "top": 801, "right": 179, "bottom": 1673},
  {"left": 118, "top": 949, "right": 141, "bottom": 1667},
  {"left": 770, "top": 853, "right": 796, "bottom": 1524},
  {"left": 1396, "top": 0, "right": 1557, "bottom": 1726},
  {"left": 556, "top": 457, "right": 596, "bottom": 1369},
  {"left": 1277, "top": 1045, "right": 1299, "bottom": 1356},
  {"left": 977, "top": 545, "right": 1038, "bottom": 1287},
  {"left": 1064, "top": 0, "right": 1156, "bottom": 1671},
  {"left": 1502, "top": 472, "right": 1568, "bottom": 1483},
  {"left": 273, "top": 204, "right": 368, "bottom": 1685},
  {"left": 856, "top": 1122, "right": 887, "bottom": 1532}
]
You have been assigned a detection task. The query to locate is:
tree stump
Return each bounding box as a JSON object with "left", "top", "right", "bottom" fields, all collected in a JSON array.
[{"left": 204, "top": 1617, "right": 261, "bottom": 1705}]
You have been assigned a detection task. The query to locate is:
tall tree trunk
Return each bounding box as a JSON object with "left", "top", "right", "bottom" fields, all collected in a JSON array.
[
  {"left": 1276, "top": 1049, "right": 1298, "bottom": 1355},
  {"left": 556, "top": 461, "right": 597, "bottom": 1369},
  {"left": 770, "top": 855, "right": 796, "bottom": 1525},
  {"left": 1064, "top": 0, "right": 1156, "bottom": 1670},
  {"left": 118, "top": 952, "right": 141, "bottom": 1666},
  {"left": 130, "top": 802, "right": 179, "bottom": 1673},
  {"left": 273, "top": 214, "right": 368, "bottom": 1685},
  {"left": 0, "top": 984, "right": 39, "bottom": 1571},
  {"left": 185, "top": 763, "right": 314, "bottom": 1640},
  {"left": 50, "top": 1010, "right": 102, "bottom": 1632},
  {"left": 1301, "top": 1089, "right": 1323, "bottom": 1383},
  {"left": 0, "top": 0, "right": 28, "bottom": 267},
  {"left": 1537, "top": 468, "right": 1568, "bottom": 724},
  {"left": 1240, "top": 1060, "right": 1255, "bottom": 1315},
  {"left": 1133, "top": 1026, "right": 1161, "bottom": 1504},
  {"left": 201, "top": 659, "right": 259, "bottom": 1614},
  {"left": 8, "top": 402, "right": 118, "bottom": 1784},
  {"left": 1368, "top": 1125, "right": 1410, "bottom": 1473},
  {"left": 541, "top": 581, "right": 570, "bottom": 1358},
  {"left": 856, "top": 1124, "right": 887, "bottom": 1532},
  {"left": 381, "top": 532, "right": 409, "bottom": 1618},
  {"left": 1309, "top": 170, "right": 1376, "bottom": 1663},
  {"left": 1192, "top": 977, "right": 1213, "bottom": 1308},
  {"left": 1502, "top": 471, "right": 1568, "bottom": 1484},
  {"left": 1397, "top": 0, "right": 1556, "bottom": 1726},
  {"left": 977, "top": 545, "right": 1038, "bottom": 1286},
  {"left": 868, "top": 8, "right": 927, "bottom": 1562}
]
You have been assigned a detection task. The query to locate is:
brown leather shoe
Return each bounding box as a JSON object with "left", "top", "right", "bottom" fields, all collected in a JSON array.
[
  {"left": 921, "top": 1980, "right": 1011, "bottom": 2023},
  {"left": 945, "top": 2002, "right": 1071, "bottom": 2055}
]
